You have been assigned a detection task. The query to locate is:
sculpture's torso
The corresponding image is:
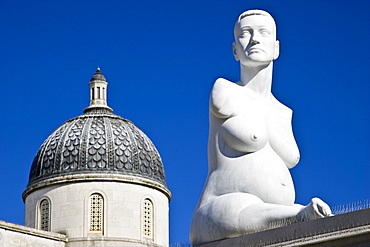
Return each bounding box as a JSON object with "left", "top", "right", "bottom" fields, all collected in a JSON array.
[{"left": 199, "top": 78, "right": 300, "bottom": 207}]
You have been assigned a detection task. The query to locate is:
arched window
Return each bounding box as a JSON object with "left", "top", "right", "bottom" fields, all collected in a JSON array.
[
  {"left": 40, "top": 199, "right": 50, "bottom": 231},
  {"left": 142, "top": 198, "right": 153, "bottom": 239},
  {"left": 89, "top": 193, "right": 104, "bottom": 233}
]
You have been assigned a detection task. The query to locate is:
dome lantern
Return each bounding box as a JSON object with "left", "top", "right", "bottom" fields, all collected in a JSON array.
[{"left": 84, "top": 67, "right": 113, "bottom": 113}]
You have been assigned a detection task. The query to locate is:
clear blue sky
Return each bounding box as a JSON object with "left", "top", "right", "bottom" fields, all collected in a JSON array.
[{"left": 0, "top": 0, "right": 369, "bottom": 245}]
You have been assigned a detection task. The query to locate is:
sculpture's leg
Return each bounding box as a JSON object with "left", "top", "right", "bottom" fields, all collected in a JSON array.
[{"left": 190, "top": 193, "right": 305, "bottom": 245}]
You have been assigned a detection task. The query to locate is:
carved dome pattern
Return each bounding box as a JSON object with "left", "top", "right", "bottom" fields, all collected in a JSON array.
[{"left": 28, "top": 109, "right": 166, "bottom": 187}]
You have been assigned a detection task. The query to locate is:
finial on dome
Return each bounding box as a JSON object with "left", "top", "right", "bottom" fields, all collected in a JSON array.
[
  {"left": 90, "top": 67, "right": 106, "bottom": 82},
  {"left": 84, "top": 68, "right": 113, "bottom": 113}
]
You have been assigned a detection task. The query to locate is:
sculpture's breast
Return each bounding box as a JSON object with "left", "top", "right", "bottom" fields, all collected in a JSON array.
[{"left": 220, "top": 113, "right": 268, "bottom": 153}]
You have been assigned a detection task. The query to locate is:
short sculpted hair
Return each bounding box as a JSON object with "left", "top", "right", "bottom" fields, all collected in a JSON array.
[
  {"left": 238, "top": 9, "right": 273, "bottom": 22},
  {"left": 234, "top": 10, "right": 277, "bottom": 37}
]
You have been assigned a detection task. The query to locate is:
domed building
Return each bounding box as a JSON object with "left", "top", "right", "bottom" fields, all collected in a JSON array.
[{"left": 19, "top": 68, "right": 171, "bottom": 247}]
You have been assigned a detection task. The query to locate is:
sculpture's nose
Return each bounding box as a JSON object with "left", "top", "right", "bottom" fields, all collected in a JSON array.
[{"left": 250, "top": 33, "right": 260, "bottom": 45}]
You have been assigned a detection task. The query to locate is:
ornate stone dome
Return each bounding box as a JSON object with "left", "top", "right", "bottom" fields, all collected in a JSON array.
[{"left": 23, "top": 69, "right": 170, "bottom": 199}]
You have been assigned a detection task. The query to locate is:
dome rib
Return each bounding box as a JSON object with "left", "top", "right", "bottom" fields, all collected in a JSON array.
[{"left": 104, "top": 117, "right": 115, "bottom": 169}]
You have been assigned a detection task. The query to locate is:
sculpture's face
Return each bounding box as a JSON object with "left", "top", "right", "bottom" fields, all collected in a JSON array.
[{"left": 233, "top": 14, "right": 279, "bottom": 66}]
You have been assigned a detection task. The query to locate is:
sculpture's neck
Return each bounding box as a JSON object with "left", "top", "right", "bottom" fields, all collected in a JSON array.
[{"left": 237, "top": 62, "right": 274, "bottom": 98}]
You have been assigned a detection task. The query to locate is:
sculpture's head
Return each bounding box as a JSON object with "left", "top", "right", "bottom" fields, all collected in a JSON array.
[{"left": 233, "top": 10, "right": 280, "bottom": 66}]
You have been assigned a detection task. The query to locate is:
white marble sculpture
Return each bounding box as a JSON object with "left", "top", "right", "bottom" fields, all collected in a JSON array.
[{"left": 190, "top": 10, "right": 332, "bottom": 246}]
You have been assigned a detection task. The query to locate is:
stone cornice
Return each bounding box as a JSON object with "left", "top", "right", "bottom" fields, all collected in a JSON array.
[
  {"left": 0, "top": 220, "right": 67, "bottom": 242},
  {"left": 23, "top": 173, "right": 172, "bottom": 201}
]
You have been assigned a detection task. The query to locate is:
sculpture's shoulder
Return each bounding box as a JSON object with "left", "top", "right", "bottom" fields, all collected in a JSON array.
[
  {"left": 210, "top": 78, "right": 236, "bottom": 118},
  {"left": 269, "top": 94, "right": 293, "bottom": 118},
  {"left": 211, "top": 78, "right": 235, "bottom": 96}
]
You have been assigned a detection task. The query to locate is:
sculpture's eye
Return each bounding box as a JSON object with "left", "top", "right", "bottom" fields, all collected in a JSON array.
[
  {"left": 240, "top": 29, "right": 252, "bottom": 36},
  {"left": 260, "top": 29, "right": 270, "bottom": 36}
]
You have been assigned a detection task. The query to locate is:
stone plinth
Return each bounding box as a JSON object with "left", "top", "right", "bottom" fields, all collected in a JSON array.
[{"left": 196, "top": 208, "right": 370, "bottom": 247}]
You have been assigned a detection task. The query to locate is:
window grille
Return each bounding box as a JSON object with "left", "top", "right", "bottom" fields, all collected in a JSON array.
[
  {"left": 143, "top": 198, "right": 153, "bottom": 238},
  {"left": 40, "top": 199, "right": 50, "bottom": 231},
  {"left": 89, "top": 193, "right": 104, "bottom": 233}
]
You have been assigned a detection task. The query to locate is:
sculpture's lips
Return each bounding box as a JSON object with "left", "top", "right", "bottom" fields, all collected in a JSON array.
[{"left": 248, "top": 47, "right": 264, "bottom": 53}]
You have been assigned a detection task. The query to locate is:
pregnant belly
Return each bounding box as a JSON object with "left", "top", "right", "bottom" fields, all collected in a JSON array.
[
  {"left": 212, "top": 145, "right": 296, "bottom": 205},
  {"left": 220, "top": 115, "right": 268, "bottom": 153}
]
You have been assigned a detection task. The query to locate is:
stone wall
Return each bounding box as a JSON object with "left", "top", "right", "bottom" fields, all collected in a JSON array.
[{"left": 24, "top": 179, "right": 169, "bottom": 247}]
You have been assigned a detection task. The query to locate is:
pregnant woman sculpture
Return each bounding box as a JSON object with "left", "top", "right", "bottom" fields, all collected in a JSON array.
[{"left": 190, "top": 10, "right": 332, "bottom": 246}]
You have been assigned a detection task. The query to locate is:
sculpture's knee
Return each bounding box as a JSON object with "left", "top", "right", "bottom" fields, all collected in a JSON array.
[{"left": 190, "top": 194, "right": 263, "bottom": 245}]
